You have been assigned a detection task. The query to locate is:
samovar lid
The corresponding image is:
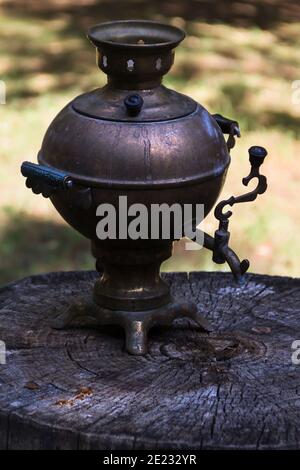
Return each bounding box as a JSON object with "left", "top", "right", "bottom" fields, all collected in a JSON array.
[{"left": 72, "top": 85, "right": 197, "bottom": 122}]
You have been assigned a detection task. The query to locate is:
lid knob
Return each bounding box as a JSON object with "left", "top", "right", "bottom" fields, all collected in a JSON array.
[{"left": 124, "top": 93, "right": 144, "bottom": 116}]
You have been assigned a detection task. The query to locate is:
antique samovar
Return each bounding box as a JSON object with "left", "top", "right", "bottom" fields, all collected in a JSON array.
[{"left": 21, "top": 20, "right": 268, "bottom": 355}]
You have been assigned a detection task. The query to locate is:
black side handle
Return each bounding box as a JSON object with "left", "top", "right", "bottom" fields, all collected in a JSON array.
[
  {"left": 212, "top": 113, "right": 241, "bottom": 151},
  {"left": 21, "top": 161, "right": 73, "bottom": 198},
  {"left": 212, "top": 113, "right": 240, "bottom": 136}
]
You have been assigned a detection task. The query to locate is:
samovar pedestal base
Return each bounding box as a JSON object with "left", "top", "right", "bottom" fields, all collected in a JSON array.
[
  {"left": 52, "top": 297, "right": 211, "bottom": 355},
  {"left": 52, "top": 241, "right": 211, "bottom": 355}
]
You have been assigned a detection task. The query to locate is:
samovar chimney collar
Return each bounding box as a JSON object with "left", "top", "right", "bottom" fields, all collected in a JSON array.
[{"left": 87, "top": 20, "right": 185, "bottom": 90}]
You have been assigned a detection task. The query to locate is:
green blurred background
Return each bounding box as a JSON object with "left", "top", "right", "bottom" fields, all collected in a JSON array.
[{"left": 0, "top": 0, "right": 299, "bottom": 286}]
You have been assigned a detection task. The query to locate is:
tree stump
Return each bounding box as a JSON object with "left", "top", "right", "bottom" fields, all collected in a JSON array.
[{"left": 0, "top": 270, "right": 299, "bottom": 450}]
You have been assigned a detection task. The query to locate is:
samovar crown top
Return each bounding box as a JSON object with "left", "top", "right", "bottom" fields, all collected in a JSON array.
[{"left": 87, "top": 20, "right": 185, "bottom": 90}]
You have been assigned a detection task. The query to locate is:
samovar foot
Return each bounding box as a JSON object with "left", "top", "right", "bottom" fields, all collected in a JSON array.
[
  {"left": 51, "top": 298, "right": 211, "bottom": 355},
  {"left": 124, "top": 321, "right": 148, "bottom": 355},
  {"left": 123, "top": 300, "right": 212, "bottom": 355},
  {"left": 51, "top": 297, "right": 101, "bottom": 330}
]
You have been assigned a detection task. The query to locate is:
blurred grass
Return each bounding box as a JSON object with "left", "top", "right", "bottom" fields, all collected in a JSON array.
[{"left": 0, "top": 0, "right": 300, "bottom": 285}]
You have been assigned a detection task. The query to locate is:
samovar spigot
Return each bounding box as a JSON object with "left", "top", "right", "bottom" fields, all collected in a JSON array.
[{"left": 209, "top": 145, "right": 268, "bottom": 283}]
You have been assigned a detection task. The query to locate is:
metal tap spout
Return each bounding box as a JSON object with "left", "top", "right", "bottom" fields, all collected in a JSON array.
[{"left": 202, "top": 232, "right": 249, "bottom": 283}]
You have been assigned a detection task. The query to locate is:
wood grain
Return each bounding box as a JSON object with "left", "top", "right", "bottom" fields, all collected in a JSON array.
[{"left": 0, "top": 270, "right": 299, "bottom": 450}]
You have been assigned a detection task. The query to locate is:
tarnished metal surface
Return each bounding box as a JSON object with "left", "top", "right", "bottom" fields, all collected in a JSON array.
[{"left": 38, "top": 105, "right": 229, "bottom": 187}]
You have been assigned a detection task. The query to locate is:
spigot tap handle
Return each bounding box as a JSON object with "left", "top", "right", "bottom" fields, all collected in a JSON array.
[
  {"left": 211, "top": 145, "right": 268, "bottom": 280},
  {"left": 214, "top": 146, "right": 268, "bottom": 225}
]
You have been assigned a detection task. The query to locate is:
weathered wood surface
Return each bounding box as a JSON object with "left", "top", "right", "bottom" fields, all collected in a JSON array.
[{"left": 0, "top": 270, "right": 300, "bottom": 450}]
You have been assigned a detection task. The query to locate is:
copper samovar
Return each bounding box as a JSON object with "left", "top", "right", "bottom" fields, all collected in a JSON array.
[{"left": 21, "top": 20, "right": 268, "bottom": 354}]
